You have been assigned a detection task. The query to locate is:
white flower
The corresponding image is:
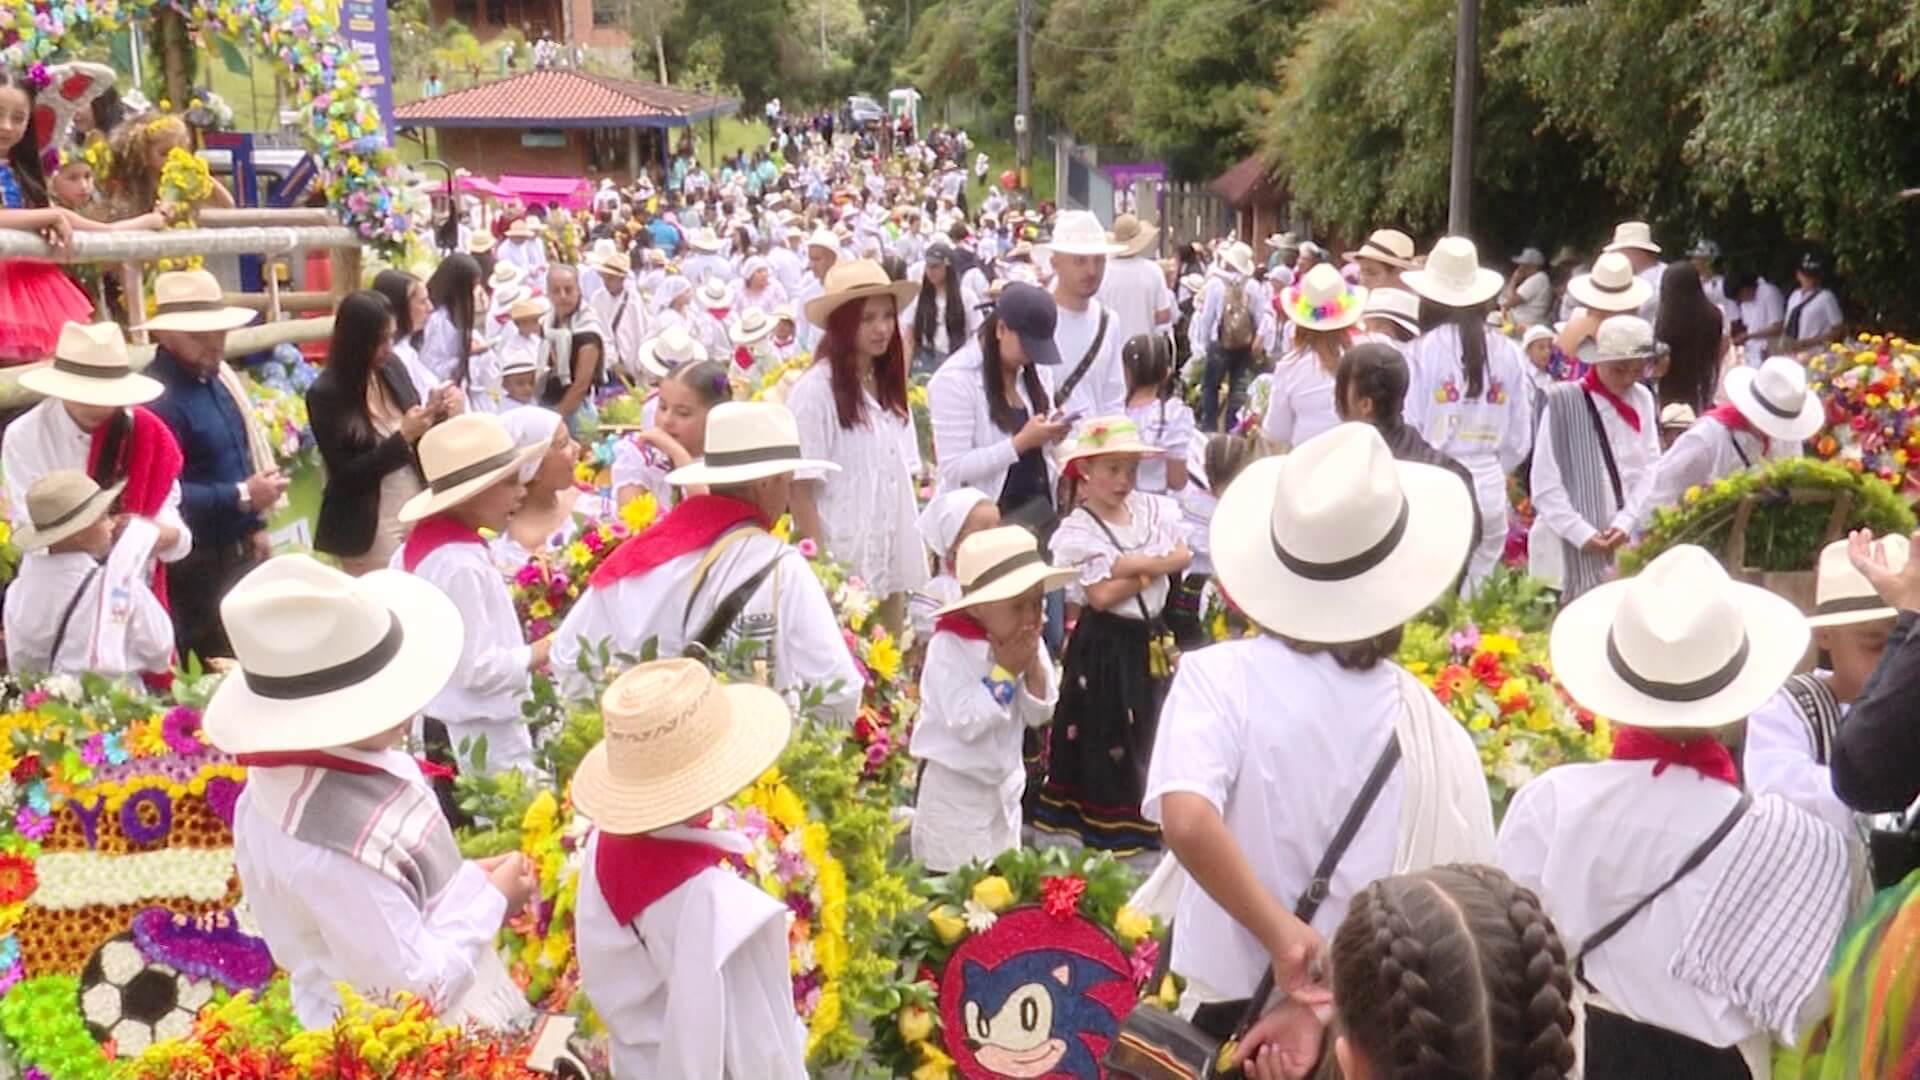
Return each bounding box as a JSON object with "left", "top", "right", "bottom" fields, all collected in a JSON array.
[
  {"left": 44, "top": 674, "right": 82, "bottom": 703},
  {"left": 963, "top": 899, "right": 998, "bottom": 932}
]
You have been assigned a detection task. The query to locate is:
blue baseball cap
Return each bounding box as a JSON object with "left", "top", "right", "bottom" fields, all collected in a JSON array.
[{"left": 996, "top": 282, "right": 1062, "bottom": 366}]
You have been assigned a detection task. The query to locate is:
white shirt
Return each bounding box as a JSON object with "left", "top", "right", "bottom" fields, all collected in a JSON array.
[
  {"left": 1745, "top": 675, "right": 1857, "bottom": 835},
  {"left": 2, "top": 399, "right": 192, "bottom": 563},
  {"left": 232, "top": 750, "right": 509, "bottom": 1030},
  {"left": 927, "top": 340, "right": 1059, "bottom": 502},
  {"left": 1052, "top": 494, "right": 1183, "bottom": 617},
  {"left": 1528, "top": 381, "right": 1660, "bottom": 554},
  {"left": 1738, "top": 279, "right": 1787, "bottom": 367},
  {"left": 4, "top": 546, "right": 172, "bottom": 677},
  {"left": 787, "top": 365, "right": 929, "bottom": 596},
  {"left": 1507, "top": 270, "right": 1553, "bottom": 327},
  {"left": 391, "top": 338, "right": 443, "bottom": 402},
  {"left": 418, "top": 308, "right": 468, "bottom": 383},
  {"left": 612, "top": 435, "right": 675, "bottom": 509},
  {"left": 1097, "top": 256, "right": 1174, "bottom": 347},
  {"left": 575, "top": 829, "right": 807, "bottom": 1080},
  {"left": 496, "top": 237, "right": 549, "bottom": 293},
  {"left": 1260, "top": 351, "right": 1342, "bottom": 450},
  {"left": 1051, "top": 300, "right": 1128, "bottom": 422},
  {"left": 1499, "top": 761, "right": 1763, "bottom": 1048},
  {"left": 1403, "top": 325, "right": 1535, "bottom": 513},
  {"left": 551, "top": 531, "right": 861, "bottom": 724},
  {"left": 590, "top": 284, "right": 649, "bottom": 381},
  {"left": 399, "top": 540, "right": 534, "bottom": 768},
  {"left": 1641, "top": 418, "right": 1795, "bottom": 530},
  {"left": 1784, "top": 287, "right": 1843, "bottom": 346},
  {"left": 767, "top": 246, "right": 806, "bottom": 297},
  {"left": 910, "top": 630, "right": 1058, "bottom": 792},
  {"left": 1127, "top": 398, "right": 1196, "bottom": 494},
  {"left": 1636, "top": 261, "right": 1668, "bottom": 323},
  {"left": 1144, "top": 639, "right": 1408, "bottom": 997},
  {"left": 900, "top": 284, "right": 984, "bottom": 358}
]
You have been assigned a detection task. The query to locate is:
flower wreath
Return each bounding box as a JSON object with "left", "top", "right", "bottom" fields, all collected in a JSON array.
[{"left": 1285, "top": 282, "right": 1359, "bottom": 325}]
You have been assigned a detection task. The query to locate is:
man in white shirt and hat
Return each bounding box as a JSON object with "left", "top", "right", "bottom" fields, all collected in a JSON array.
[
  {"left": 572, "top": 658, "right": 806, "bottom": 1080},
  {"left": 552, "top": 401, "right": 862, "bottom": 723},
  {"left": 1641, "top": 355, "right": 1823, "bottom": 528},
  {"left": 496, "top": 217, "right": 549, "bottom": 294},
  {"left": 1556, "top": 252, "right": 1655, "bottom": 364},
  {"left": 1342, "top": 228, "right": 1421, "bottom": 291},
  {"left": 588, "top": 249, "right": 648, "bottom": 381},
  {"left": 1687, "top": 238, "right": 1734, "bottom": 320},
  {"left": 211, "top": 553, "right": 536, "bottom": 1032},
  {"left": 793, "top": 227, "right": 840, "bottom": 351},
  {"left": 1096, "top": 213, "right": 1173, "bottom": 348},
  {"left": 1188, "top": 241, "right": 1270, "bottom": 431},
  {"left": 1144, "top": 423, "right": 1494, "bottom": 1059},
  {"left": 1602, "top": 220, "right": 1665, "bottom": 322},
  {"left": 680, "top": 227, "right": 733, "bottom": 286},
  {"left": 767, "top": 219, "right": 807, "bottom": 296},
  {"left": 1040, "top": 211, "right": 1129, "bottom": 427},
  {"left": 1500, "top": 545, "right": 1850, "bottom": 1079},
  {"left": 1529, "top": 316, "right": 1662, "bottom": 600},
  {"left": 1503, "top": 247, "right": 1554, "bottom": 328},
  {"left": 4, "top": 470, "right": 172, "bottom": 678}
]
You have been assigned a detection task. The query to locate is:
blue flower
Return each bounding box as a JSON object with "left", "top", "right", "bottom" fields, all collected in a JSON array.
[
  {"left": 25, "top": 783, "right": 49, "bottom": 815},
  {"left": 0, "top": 935, "right": 20, "bottom": 969},
  {"left": 102, "top": 733, "right": 129, "bottom": 766}
]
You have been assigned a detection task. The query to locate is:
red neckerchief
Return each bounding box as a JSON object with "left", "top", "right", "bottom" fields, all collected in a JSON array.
[
  {"left": 595, "top": 828, "right": 723, "bottom": 926},
  {"left": 935, "top": 612, "right": 990, "bottom": 641},
  {"left": 1580, "top": 369, "right": 1642, "bottom": 433},
  {"left": 235, "top": 750, "right": 383, "bottom": 775},
  {"left": 1611, "top": 726, "right": 1740, "bottom": 787},
  {"left": 734, "top": 346, "right": 755, "bottom": 371},
  {"left": 589, "top": 494, "right": 767, "bottom": 588},
  {"left": 401, "top": 513, "right": 486, "bottom": 573},
  {"left": 88, "top": 405, "right": 182, "bottom": 613},
  {"left": 1704, "top": 403, "right": 1755, "bottom": 436}
]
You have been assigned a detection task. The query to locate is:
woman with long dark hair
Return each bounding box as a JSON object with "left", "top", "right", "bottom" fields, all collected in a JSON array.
[
  {"left": 927, "top": 283, "right": 1071, "bottom": 510},
  {"left": 371, "top": 268, "right": 441, "bottom": 400},
  {"left": 788, "top": 260, "right": 927, "bottom": 624},
  {"left": 307, "top": 290, "right": 442, "bottom": 573},
  {"left": 1654, "top": 261, "right": 1727, "bottom": 414},
  {"left": 1403, "top": 237, "right": 1533, "bottom": 586},
  {"left": 901, "top": 240, "right": 980, "bottom": 374},
  {"left": 418, "top": 253, "right": 485, "bottom": 390}
]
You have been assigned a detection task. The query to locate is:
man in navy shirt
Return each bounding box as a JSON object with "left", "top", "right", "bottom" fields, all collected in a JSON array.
[{"left": 142, "top": 271, "right": 288, "bottom": 661}]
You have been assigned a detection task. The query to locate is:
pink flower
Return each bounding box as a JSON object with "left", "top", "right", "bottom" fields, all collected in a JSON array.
[
  {"left": 583, "top": 530, "right": 606, "bottom": 554},
  {"left": 14, "top": 808, "right": 50, "bottom": 841},
  {"left": 80, "top": 734, "right": 106, "bottom": 767},
  {"left": 162, "top": 707, "right": 206, "bottom": 756},
  {"left": 529, "top": 618, "right": 553, "bottom": 639},
  {"left": 797, "top": 539, "right": 818, "bottom": 558},
  {"left": 1129, "top": 937, "right": 1160, "bottom": 987},
  {"left": 514, "top": 563, "right": 545, "bottom": 588},
  {"left": 20, "top": 690, "right": 47, "bottom": 709}
]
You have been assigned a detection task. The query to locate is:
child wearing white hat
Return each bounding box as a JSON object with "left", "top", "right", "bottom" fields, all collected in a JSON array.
[
  {"left": 906, "top": 487, "right": 999, "bottom": 648},
  {"left": 910, "top": 526, "right": 1070, "bottom": 871},
  {"left": 1639, "top": 355, "right": 1822, "bottom": 530}
]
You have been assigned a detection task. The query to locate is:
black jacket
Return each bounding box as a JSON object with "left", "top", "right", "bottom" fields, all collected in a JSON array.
[
  {"left": 1832, "top": 611, "right": 1920, "bottom": 812},
  {"left": 307, "top": 358, "right": 423, "bottom": 557}
]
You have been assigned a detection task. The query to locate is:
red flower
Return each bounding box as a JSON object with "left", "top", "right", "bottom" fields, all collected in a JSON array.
[
  {"left": 1040, "top": 875, "right": 1087, "bottom": 918},
  {"left": 0, "top": 853, "right": 37, "bottom": 905},
  {"left": 9, "top": 755, "right": 38, "bottom": 784},
  {"left": 1468, "top": 650, "right": 1506, "bottom": 690}
]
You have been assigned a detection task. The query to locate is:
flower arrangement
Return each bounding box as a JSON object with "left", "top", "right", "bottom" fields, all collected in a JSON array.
[
  {"left": 240, "top": 371, "right": 317, "bottom": 473},
  {"left": 866, "top": 845, "right": 1171, "bottom": 1080},
  {"left": 752, "top": 353, "right": 815, "bottom": 404},
  {"left": 509, "top": 501, "right": 655, "bottom": 641},
  {"left": 1619, "top": 456, "right": 1915, "bottom": 576},
  {"left": 1807, "top": 333, "right": 1920, "bottom": 492},
  {"left": 803, "top": 549, "right": 918, "bottom": 795}
]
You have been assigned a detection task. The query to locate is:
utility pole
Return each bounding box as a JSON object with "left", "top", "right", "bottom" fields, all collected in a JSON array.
[
  {"left": 1447, "top": 0, "right": 1478, "bottom": 234},
  {"left": 1015, "top": 0, "right": 1032, "bottom": 196},
  {"left": 820, "top": 0, "right": 829, "bottom": 66}
]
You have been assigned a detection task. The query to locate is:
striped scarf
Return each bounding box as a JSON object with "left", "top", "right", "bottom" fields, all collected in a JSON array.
[{"left": 1544, "top": 382, "right": 1624, "bottom": 600}]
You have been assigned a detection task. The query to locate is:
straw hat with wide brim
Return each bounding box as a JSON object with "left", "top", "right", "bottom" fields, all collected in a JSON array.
[
  {"left": 1218, "top": 242, "right": 1255, "bottom": 277},
  {"left": 15, "top": 471, "right": 125, "bottom": 550},
  {"left": 1211, "top": 423, "right": 1474, "bottom": 643},
  {"left": 204, "top": 554, "right": 465, "bottom": 754},
  {"left": 696, "top": 277, "right": 734, "bottom": 308},
  {"left": 686, "top": 228, "right": 726, "bottom": 253},
  {"left": 1566, "top": 252, "right": 1653, "bottom": 313},
  {"left": 1040, "top": 210, "right": 1127, "bottom": 258},
  {"left": 505, "top": 218, "right": 534, "bottom": 240},
  {"left": 19, "top": 321, "right": 163, "bottom": 407},
  {"left": 1341, "top": 229, "right": 1421, "bottom": 271},
  {"left": 397, "top": 413, "right": 545, "bottom": 524},
  {"left": 730, "top": 307, "right": 776, "bottom": 347},
  {"left": 1059, "top": 415, "right": 1168, "bottom": 471},
  {"left": 666, "top": 401, "right": 840, "bottom": 487},
  {"left": 1591, "top": 315, "right": 1665, "bottom": 364},
  {"left": 467, "top": 232, "right": 496, "bottom": 255},
  {"left": 490, "top": 262, "right": 526, "bottom": 292},
  {"left": 803, "top": 259, "right": 918, "bottom": 330},
  {"left": 1723, "top": 356, "right": 1825, "bottom": 442},
  {"left": 1403, "top": 237, "right": 1504, "bottom": 309},
  {"left": 1282, "top": 264, "right": 1367, "bottom": 332},
  {"left": 1109, "top": 214, "right": 1159, "bottom": 258},
  {"left": 571, "top": 658, "right": 792, "bottom": 835},
  {"left": 1602, "top": 220, "right": 1661, "bottom": 255},
  {"left": 508, "top": 295, "right": 552, "bottom": 322},
  {"left": 1551, "top": 545, "right": 1807, "bottom": 730},
  {"left": 1806, "top": 534, "right": 1908, "bottom": 628},
  {"left": 142, "top": 270, "right": 256, "bottom": 333},
  {"left": 590, "top": 250, "right": 632, "bottom": 277},
  {"left": 932, "top": 526, "right": 1076, "bottom": 617}
]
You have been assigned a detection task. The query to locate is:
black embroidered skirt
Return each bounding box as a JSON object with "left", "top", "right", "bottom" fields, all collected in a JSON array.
[{"left": 1033, "top": 608, "right": 1163, "bottom": 853}]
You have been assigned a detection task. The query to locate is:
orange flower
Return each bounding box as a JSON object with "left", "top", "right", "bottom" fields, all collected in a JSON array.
[{"left": 0, "top": 854, "right": 36, "bottom": 905}]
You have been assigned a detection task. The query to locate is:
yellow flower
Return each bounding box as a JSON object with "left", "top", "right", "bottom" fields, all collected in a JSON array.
[
  {"left": 867, "top": 633, "right": 902, "bottom": 683},
  {"left": 529, "top": 598, "right": 554, "bottom": 620},
  {"left": 619, "top": 490, "right": 659, "bottom": 534},
  {"left": 898, "top": 1004, "right": 935, "bottom": 1044},
  {"left": 1114, "top": 905, "right": 1153, "bottom": 944},
  {"left": 1479, "top": 632, "right": 1519, "bottom": 656},
  {"left": 1468, "top": 712, "right": 1493, "bottom": 732},
  {"left": 809, "top": 988, "right": 843, "bottom": 1043},
  {"left": 767, "top": 782, "right": 806, "bottom": 830},
  {"left": 914, "top": 1040, "right": 957, "bottom": 1080},
  {"left": 522, "top": 789, "right": 559, "bottom": 839},
  {"left": 815, "top": 929, "right": 848, "bottom": 976},
  {"left": 972, "top": 875, "right": 1015, "bottom": 912},
  {"left": 772, "top": 514, "right": 794, "bottom": 542},
  {"left": 928, "top": 904, "right": 968, "bottom": 944},
  {"left": 566, "top": 540, "right": 594, "bottom": 567},
  {"left": 1158, "top": 975, "right": 1180, "bottom": 1008}
]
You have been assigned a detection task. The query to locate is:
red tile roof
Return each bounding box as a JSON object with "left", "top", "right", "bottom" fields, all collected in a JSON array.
[
  {"left": 395, "top": 70, "right": 738, "bottom": 128},
  {"left": 1208, "top": 153, "right": 1287, "bottom": 207}
]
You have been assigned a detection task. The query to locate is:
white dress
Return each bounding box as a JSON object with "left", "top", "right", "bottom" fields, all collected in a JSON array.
[
  {"left": 1052, "top": 493, "right": 1183, "bottom": 617},
  {"left": 787, "top": 364, "right": 930, "bottom": 596},
  {"left": 1260, "top": 350, "right": 1342, "bottom": 450},
  {"left": 1127, "top": 397, "right": 1196, "bottom": 495}
]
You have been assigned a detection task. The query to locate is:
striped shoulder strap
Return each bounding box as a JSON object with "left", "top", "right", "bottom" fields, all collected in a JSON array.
[{"left": 1782, "top": 673, "right": 1842, "bottom": 765}]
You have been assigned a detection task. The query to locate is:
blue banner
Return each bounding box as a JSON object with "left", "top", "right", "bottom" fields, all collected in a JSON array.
[{"left": 341, "top": 0, "right": 396, "bottom": 139}]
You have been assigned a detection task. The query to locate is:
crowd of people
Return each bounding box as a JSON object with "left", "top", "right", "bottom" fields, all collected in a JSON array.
[{"left": 0, "top": 61, "right": 1914, "bottom": 1080}]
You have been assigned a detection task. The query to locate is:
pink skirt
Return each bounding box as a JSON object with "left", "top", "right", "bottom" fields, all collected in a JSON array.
[{"left": 0, "top": 259, "right": 95, "bottom": 364}]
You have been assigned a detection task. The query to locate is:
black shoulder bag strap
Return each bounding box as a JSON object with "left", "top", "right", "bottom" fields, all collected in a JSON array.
[
  {"left": 47, "top": 566, "right": 102, "bottom": 668},
  {"left": 1055, "top": 307, "right": 1110, "bottom": 408},
  {"left": 1578, "top": 389, "right": 1627, "bottom": 509},
  {"left": 1078, "top": 506, "right": 1158, "bottom": 625},
  {"left": 1728, "top": 425, "right": 1755, "bottom": 470},
  {"left": 1229, "top": 731, "right": 1404, "bottom": 1038},
  {"left": 1573, "top": 791, "right": 1751, "bottom": 992}
]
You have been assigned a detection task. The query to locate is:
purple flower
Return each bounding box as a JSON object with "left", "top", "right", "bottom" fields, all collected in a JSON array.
[
  {"left": 1449, "top": 624, "right": 1481, "bottom": 658},
  {"left": 162, "top": 706, "right": 206, "bottom": 756},
  {"left": 80, "top": 733, "right": 105, "bottom": 767},
  {"left": 786, "top": 891, "right": 814, "bottom": 922},
  {"left": 13, "top": 808, "right": 50, "bottom": 841},
  {"left": 25, "top": 1065, "right": 48, "bottom": 1080}
]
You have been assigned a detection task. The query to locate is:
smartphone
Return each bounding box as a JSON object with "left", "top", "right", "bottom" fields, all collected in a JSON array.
[{"left": 1053, "top": 410, "right": 1083, "bottom": 425}]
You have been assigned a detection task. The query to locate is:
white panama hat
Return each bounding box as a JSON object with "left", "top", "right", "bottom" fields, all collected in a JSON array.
[
  {"left": 142, "top": 270, "right": 256, "bottom": 333},
  {"left": 203, "top": 554, "right": 465, "bottom": 754},
  {"left": 1362, "top": 287, "right": 1421, "bottom": 336},
  {"left": 638, "top": 324, "right": 710, "bottom": 378},
  {"left": 1218, "top": 242, "right": 1255, "bottom": 277},
  {"left": 665, "top": 401, "right": 841, "bottom": 486},
  {"left": 1282, "top": 263, "right": 1367, "bottom": 332},
  {"left": 1591, "top": 315, "right": 1664, "bottom": 363},
  {"left": 686, "top": 227, "right": 725, "bottom": 253},
  {"left": 1039, "top": 210, "right": 1126, "bottom": 258},
  {"left": 1402, "top": 237, "right": 1504, "bottom": 308},
  {"left": 1603, "top": 220, "right": 1662, "bottom": 255},
  {"left": 570, "top": 658, "right": 792, "bottom": 835},
  {"left": 932, "top": 525, "right": 1076, "bottom": 617},
  {"left": 13, "top": 470, "right": 125, "bottom": 550},
  {"left": 19, "top": 322, "right": 163, "bottom": 407},
  {"left": 1551, "top": 545, "right": 1808, "bottom": 730},
  {"left": 1722, "top": 355, "right": 1826, "bottom": 442},
  {"left": 1057, "top": 415, "right": 1168, "bottom": 472},
  {"left": 1567, "top": 252, "right": 1654, "bottom": 313},
  {"left": 397, "top": 413, "right": 544, "bottom": 524},
  {"left": 1209, "top": 423, "right": 1475, "bottom": 643},
  {"left": 1806, "top": 534, "right": 1909, "bottom": 628},
  {"left": 696, "top": 276, "right": 733, "bottom": 308},
  {"left": 1342, "top": 229, "right": 1421, "bottom": 270},
  {"left": 730, "top": 307, "right": 776, "bottom": 347}
]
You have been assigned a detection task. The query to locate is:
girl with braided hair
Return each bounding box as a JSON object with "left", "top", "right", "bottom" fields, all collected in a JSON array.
[{"left": 1281, "top": 864, "right": 1577, "bottom": 1080}]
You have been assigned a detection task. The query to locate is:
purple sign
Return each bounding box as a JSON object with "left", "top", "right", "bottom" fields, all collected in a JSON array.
[{"left": 342, "top": 0, "right": 396, "bottom": 139}]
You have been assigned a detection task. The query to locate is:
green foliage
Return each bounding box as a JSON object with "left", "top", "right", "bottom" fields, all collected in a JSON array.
[
  {"left": 0, "top": 976, "right": 110, "bottom": 1080},
  {"left": 674, "top": 0, "right": 794, "bottom": 109},
  {"left": 902, "top": 0, "right": 1023, "bottom": 118},
  {"left": 1619, "top": 457, "right": 1917, "bottom": 575}
]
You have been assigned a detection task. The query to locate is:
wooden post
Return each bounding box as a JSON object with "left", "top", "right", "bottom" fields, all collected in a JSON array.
[
  {"left": 157, "top": 8, "right": 191, "bottom": 112},
  {"left": 329, "top": 244, "right": 361, "bottom": 307}
]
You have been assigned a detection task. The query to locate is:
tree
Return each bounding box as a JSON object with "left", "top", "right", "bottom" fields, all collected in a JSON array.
[
  {"left": 672, "top": 0, "right": 796, "bottom": 109},
  {"left": 1117, "top": 0, "right": 1302, "bottom": 178},
  {"left": 900, "top": 0, "right": 1023, "bottom": 117}
]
